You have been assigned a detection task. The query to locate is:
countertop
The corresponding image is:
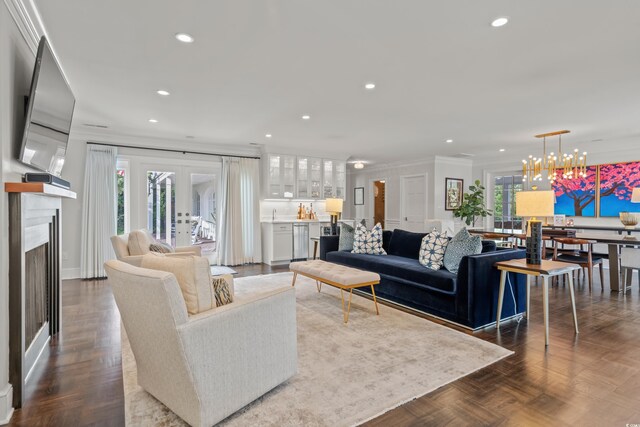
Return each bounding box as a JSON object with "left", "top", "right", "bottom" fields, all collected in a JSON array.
[{"left": 260, "top": 218, "right": 354, "bottom": 224}]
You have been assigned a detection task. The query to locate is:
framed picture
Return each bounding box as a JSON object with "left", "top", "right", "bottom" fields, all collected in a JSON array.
[
  {"left": 553, "top": 214, "right": 566, "bottom": 226},
  {"left": 599, "top": 161, "right": 640, "bottom": 217},
  {"left": 552, "top": 166, "right": 597, "bottom": 217},
  {"left": 445, "top": 178, "right": 464, "bottom": 211},
  {"left": 354, "top": 187, "right": 364, "bottom": 205}
]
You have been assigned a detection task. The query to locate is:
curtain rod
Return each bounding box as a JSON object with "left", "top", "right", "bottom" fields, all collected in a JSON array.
[{"left": 86, "top": 141, "right": 261, "bottom": 159}]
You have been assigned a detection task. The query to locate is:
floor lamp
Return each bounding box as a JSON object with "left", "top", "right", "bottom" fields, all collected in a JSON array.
[
  {"left": 516, "top": 190, "right": 555, "bottom": 264},
  {"left": 325, "top": 198, "right": 343, "bottom": 235}
]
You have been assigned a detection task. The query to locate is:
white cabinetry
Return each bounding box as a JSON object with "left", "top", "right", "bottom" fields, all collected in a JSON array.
[
  {"left": 267, "top": 154, "right": 296, "bottom": 198},
  {"left": 261, "top": 223, "right": 293, "bottom": 265}
]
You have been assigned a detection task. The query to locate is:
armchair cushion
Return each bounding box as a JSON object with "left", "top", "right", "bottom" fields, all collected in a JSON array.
[
  {"left": 141, "top": 253, "right": 214, "bottom": 315},
  {"left": 128, "top": 230, "right": 153, "bottom": 256}
]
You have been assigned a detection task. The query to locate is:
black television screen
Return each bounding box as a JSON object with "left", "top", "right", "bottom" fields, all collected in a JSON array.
[{"left": 19, "top": 36, "right": 75, "bottom": 177}]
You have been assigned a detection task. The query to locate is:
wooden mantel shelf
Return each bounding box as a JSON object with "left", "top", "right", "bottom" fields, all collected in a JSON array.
[{"left": 5, "top": 182, "right": 77, "bottom": 199}]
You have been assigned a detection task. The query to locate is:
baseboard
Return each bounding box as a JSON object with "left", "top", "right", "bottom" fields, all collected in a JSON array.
[
  {"left": 62, "top": 267, "right": 80, "bottom": 280},
  {"left": 0, "top": 384, "right": 14, "bottom": 426}
]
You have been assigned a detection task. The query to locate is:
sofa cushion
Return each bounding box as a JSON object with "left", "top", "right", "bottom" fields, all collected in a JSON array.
[
  {"left": 211, "top": 275, "right": 234, "bottom": 307},
  {"left": 141, "top": 253, "right": 213, "bottom": 315},
  {"left": 419, "top": 230, "right": 449, "bottom": 270},
  {"left": 388, "top": 229, "right": 428, "bottom": 259},
  {"left": 326, "top": 251, "right": 457, "bottom": 294},
  {"left": 338, "top": 223, "right": 356, "bottom": 251},
  {"left": 128, "top": 230, "right": 152, "bottom": 256},
  {"left": 353, "top": 223, "right": 387, "bottom": 255},
  {"left": 443, "top": 228, "right": 482, "bottom": 274}
]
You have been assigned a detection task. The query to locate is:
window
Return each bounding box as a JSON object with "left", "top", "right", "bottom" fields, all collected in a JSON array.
[
  {"left": 116, "top": 159, "right": 130, "bottom": 235},
  {"left": 494, "top": 175, "right": 524, "bottom": 232}
]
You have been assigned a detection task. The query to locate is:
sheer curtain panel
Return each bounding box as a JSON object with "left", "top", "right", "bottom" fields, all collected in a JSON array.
[
  {"left": 80, "top": 144, "right": 118, "bottom": 278},
  {"left": 217, "top": 157, "right": 261, "bottom": 265}
]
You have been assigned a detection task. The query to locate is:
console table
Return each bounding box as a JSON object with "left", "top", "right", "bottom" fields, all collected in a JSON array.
[{"left": 495, "top": 259, "right": 580, "bottom": 346}]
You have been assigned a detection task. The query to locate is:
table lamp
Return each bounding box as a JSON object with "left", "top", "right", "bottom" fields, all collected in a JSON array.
[
  {"left": 325, "top": 198, "right": 343, "bottom": 235},
  {"left": 516, "top": 190, "right": 555, "bottom": 264}
]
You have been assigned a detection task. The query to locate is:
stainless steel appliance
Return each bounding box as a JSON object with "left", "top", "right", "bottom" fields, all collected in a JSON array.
[{"left": 292, "top": 223, "right": 309, "bottom": 261}]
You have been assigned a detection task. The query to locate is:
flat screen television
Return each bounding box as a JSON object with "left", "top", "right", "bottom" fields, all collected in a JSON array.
[{"left": 19, "top": 36, "right": 75, "bottom": 177}]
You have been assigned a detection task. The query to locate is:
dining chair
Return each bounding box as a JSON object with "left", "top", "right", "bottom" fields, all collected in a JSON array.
[
  {"left": 621, "top": 247, "right": 640, "bottom": 293},
  {"left": 553, "top": 237, "right": 604, "bottom": 291}
]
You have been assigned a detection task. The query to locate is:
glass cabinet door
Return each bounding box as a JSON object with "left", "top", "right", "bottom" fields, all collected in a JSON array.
[
  {"left": 282, "top": 155, "right": 295, "bottom": 198},
  {"left": 310, "top": 158, "right": 322, "bottom": 198},
  {"left": 335, "top": 161, "right": 346, "bottom": 199},
  {"left": 268, "top": 155, "right": 282, "bottom": 197},
  {"left": 297, "top": 158, "right": 309, "bottom": 198},
  {"left": 323, "top": 160, "right": 334, "bottom": 198}
]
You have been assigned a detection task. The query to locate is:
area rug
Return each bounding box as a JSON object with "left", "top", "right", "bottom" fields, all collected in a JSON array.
[
  {"left": 209, "top": 266, "right": 237, "bottom": 276},
  {"left": 123, "top": 272, "right": 512, "bottom": 426}
]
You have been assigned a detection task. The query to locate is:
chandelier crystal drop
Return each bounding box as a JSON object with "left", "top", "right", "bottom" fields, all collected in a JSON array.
[{"left": 521, "top": 130, "right": 587, "bottom": 183}]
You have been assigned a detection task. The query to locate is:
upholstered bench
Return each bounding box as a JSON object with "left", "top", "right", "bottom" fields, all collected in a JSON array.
[{"left": 290, "top": 260, "right": 380, "bottom": 323}]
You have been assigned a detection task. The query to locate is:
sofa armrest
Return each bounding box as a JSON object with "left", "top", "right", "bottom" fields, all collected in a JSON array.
[
  {"left": 178, "top": 287, "right": 297, "bottom": 425},
  {"left": 456, "top": 249, "right": 527, "bottom": 328},
  {"left": 175, "top": 245, "right": 202, "bottom": 256},
  {"left": 319, "top": 235, "right": 340, "bottom": 260},
  {"left": 118, "top": 255, "right": 144, "bottom": 267}
]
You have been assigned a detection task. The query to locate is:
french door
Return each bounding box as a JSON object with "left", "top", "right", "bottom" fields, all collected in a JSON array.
[{"left": 138, "top": 162, "right": 220, "bottom": 253}]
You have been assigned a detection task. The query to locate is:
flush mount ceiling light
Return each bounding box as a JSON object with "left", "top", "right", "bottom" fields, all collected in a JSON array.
[
  {"left": 301, "top": 115, "right": 311, "bottom": 120},
  {"left": 156, "top": 90, "right": 170, "bottom": 96},
  {"left": 265, "top": 134, "right": 272, "bottom": 138},
  {"left": 491, "top": 17, "right": 509, "bottom": 27},
  {"left": 499, "top": 148, "right": 506, "bottom": 152},
  {"left": 354, "top": 162, "right": 365, "bottom": 169},
  {"left": 364, "top": 83, "right": 376, "bottom": 90},
  {"left": 446, "top": 139, "right": 453, "bottom": 143},
  {"left": 175, "top": 33, "right": 195, "bottom": 43},
  {"left": 148, "top": 119, "right": 158, "bottom": 123}
]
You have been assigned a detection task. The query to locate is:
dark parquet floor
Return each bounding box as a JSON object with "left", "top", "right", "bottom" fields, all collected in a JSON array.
[{"left": 9, "top": 264, "right": 640, "bottom": 426}]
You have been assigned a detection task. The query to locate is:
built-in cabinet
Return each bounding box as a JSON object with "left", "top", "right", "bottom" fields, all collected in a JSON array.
[{"left": 265, "top": 154, "right": 346, "bottom": 199}]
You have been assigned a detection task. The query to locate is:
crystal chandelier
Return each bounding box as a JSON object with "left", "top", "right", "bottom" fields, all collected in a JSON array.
[{"left": 522, "top": 130, "right": 587, "bottom": 183}]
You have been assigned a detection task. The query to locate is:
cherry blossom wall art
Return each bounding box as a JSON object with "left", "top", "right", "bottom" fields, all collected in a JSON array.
[
  {"left": 552, "top": 166, "right": 597, "bottom": 217},
  {"left": 599, "top": 161, "right": 640, "bottom": 217}
]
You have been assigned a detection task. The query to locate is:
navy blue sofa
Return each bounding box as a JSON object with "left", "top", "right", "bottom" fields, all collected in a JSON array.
[{"left": 320, "top": 229, "right": 527, "bottom": 330}]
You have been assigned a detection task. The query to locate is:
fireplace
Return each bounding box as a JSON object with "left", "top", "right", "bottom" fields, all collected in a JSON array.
[{"left": 6, "top": 182, "right": 75, "bottom": 407}]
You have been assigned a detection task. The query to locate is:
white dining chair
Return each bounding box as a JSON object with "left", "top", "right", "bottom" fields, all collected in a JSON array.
[{"left": 621, "top": 247, "right": 640, "bottom": 293}]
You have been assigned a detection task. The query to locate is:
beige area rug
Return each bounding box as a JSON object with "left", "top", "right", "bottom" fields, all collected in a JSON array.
[{"left": 123, "top": 272, "right": 512, "bottom": 426}]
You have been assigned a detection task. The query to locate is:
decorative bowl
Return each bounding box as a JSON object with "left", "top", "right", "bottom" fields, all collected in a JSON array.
[{"left": 620, "top": 212, "right": 639, "bottom": 229}]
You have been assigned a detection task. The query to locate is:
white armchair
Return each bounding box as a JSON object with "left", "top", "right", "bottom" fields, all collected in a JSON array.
[
  {"left": 104, "top": 260, "right": 297, "bottom": 427},
  {"left": 111, "top": 229, "right": 202, "bottom": 267}
]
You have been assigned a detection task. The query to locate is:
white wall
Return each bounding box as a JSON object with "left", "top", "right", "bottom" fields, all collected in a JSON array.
[
  {"left": 0, "top": 0, "right": 45, "bottom": 420},
  {"left": 347, "top": 156, "right": 473, "bottom": 232}
]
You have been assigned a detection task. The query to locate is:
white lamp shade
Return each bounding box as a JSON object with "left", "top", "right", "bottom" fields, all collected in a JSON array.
[
  {"left": 516, "top": 190, "right": 555, "bottom": 218},
  {"left": 632, "top": 188, "right": 640, "bottom": 203},
  {"left": 325, "top": 198, "right": 343, "bottom": 214}
]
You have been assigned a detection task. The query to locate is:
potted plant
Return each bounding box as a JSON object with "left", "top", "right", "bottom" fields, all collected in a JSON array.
[{"left": 453, "top": 179, "right": 493, "bottom": 227}]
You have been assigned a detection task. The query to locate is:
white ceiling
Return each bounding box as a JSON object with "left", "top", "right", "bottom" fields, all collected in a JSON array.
[{"left": 34, "top": 0, "right": 640, "bottom": 164}]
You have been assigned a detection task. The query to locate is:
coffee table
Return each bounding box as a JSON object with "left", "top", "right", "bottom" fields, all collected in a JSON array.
[{"left": 290, "top": 260, "right": 380, "bottom": 323}]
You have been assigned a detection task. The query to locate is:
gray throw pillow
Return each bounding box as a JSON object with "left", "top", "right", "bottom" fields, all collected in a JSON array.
[
  {"left": 338, "top": 219, "right": 366, "bottom": 251},
  {"left": 443, "top": 228, "right": 482, "bottom": 274}
]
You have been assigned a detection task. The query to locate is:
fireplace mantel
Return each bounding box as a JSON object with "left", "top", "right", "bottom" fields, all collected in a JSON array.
[{"left": 5, "top": 182, "right": 76, "bottom": 407}]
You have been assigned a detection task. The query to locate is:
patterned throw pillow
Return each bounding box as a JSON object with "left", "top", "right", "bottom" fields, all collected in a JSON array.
[
  {"left": 352, "top": 223, "right": 387, "bottom": 255},
  {"left": 149, "top": 241, "right": 175, "bottom": 253},
  {"left": 338, "top": 219, "right": 366, "bottom": 251},
  {"left": 443, "top": 228, "right": 482, "bottom": 274},
  {"left": 211, "top": 276, "right": 234, "bottom": 307},
  {"left": 419, "top": 230, "right": 449, "bottom": 270}
]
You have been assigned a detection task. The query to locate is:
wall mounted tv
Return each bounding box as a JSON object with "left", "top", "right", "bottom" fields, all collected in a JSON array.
[{"left": 19, "top": 36, "right": 75, "bottom": 177}]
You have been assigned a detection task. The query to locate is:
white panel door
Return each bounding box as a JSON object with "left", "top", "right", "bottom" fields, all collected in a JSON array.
[{"left": 401, "top": 175, "right": 427, "bottom": 232}]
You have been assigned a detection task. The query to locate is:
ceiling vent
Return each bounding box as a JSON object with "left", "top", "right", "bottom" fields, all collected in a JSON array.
[{"left": 83, "top": 123, "right": 109, "bottom": 129}]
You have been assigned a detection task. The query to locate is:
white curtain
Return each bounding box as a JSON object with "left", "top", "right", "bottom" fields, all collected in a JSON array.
[
  {"left": 80, "top": 145, "right": 117, "bottom": 278},
  {"left": 217, "top": 157, "right": 261, "bottom": 266}
]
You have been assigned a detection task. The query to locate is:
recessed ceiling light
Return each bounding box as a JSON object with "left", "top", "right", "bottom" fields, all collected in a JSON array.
[
  {"left": 265, "top": 134, "right": 272, "bottom": 138},
  {"left": 499, "top": 148, "right": 506, "bottom": 152},
  {"left": 175, "top": 33, "right": 194, "bottom": 43},
  {"left": 157, "top": 90, "right": 170, "bottom": 96},
  {"left": 149, "top": 119, "right": 158, "bottom": 123},
  {"left": 446, "top": 139, "right": 453, "bottom": 143},
  {"left": 491, "top": 17, "right": 509, "bottom": 27},
  {"left": 302, "top": 115, "right": 311, "bottom": 120},
  {"left": 365, "top": 83, "right": 376, "bottom": 90}
]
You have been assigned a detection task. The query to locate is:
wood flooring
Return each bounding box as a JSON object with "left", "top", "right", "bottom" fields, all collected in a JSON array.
[{"left": 8, "top": 264, "right": 640, "bottom": 426}]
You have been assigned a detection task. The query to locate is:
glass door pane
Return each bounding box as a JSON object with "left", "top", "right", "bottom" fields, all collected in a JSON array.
[
  {"left": 190, "top": 173, "right": 217, "bottom": 262},
  {"left": 310, "top": 158, "right": 322, "bottom": 198},
  {"left": 297, "top": 158, "right": 308, "bottom": 198},
  {"left": 323, "top": 160, "right": 334, "bottom": 198},
  {"left": 146, "top": 171, "right": 176, "bottom": 245}
]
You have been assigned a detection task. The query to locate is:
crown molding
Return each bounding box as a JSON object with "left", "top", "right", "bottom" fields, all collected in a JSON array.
[{"left": 3, "top": 0, "right": 44, "bottom": 54}]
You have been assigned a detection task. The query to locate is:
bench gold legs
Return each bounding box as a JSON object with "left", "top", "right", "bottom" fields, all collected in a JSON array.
[
  {"left": 371, "top": 284, "right": 380, "bottom": 315},
  {"left": 316, "top": 280, "right": 322, "bottom": 292},
  {"left": 340, "top": 289, "right": 353, "bottom": 323},
  {"left": 291, "top": 272, "right": 298, "bottom": 287}
]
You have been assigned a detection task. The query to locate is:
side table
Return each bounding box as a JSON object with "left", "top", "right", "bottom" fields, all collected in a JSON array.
[{"left": 494, "top": 259, "right": 580, "bottom": 346}]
